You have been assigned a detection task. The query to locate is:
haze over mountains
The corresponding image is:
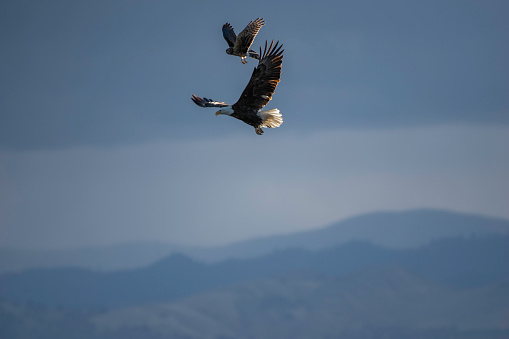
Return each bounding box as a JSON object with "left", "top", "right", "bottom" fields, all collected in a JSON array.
[
  {"left": 1, "top": 209, "right": 508, "bottom": 338},
  {"left": 1, "top": 209, "right": 508, "bottom": 273}
]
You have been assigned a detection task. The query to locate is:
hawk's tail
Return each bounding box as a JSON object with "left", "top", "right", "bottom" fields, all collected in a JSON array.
[{"left": 248, "top": 49, "right": 260, "bottom": 60}]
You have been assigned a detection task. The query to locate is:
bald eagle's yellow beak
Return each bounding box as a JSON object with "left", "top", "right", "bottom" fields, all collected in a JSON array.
[{"left": 215, "top": 111, "right": 221, "bottom": 116}]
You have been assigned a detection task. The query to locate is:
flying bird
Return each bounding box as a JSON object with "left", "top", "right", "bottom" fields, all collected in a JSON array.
[
  {"left": 222, "top": 18, "right": 265, "bottom": 64},
  {"left": 192, "top": 40, "right": 284, "bottom": 135}
]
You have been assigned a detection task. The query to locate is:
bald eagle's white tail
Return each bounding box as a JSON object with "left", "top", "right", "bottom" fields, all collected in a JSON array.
[{"left": 258, "top": 108, "right": 283, "bottom": 128}]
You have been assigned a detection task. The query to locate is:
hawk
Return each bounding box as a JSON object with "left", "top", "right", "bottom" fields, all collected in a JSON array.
[{"left": 222, "top": 18, "right": 265, "bottom": 64}]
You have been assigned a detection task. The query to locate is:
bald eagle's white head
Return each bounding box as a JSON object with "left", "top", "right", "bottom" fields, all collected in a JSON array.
[{"left": 215, "top": 106, "right": 234, "bottom": 116}]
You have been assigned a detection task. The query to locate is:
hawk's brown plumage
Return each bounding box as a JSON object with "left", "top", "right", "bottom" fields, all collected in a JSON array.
[{"left": 222, "top": 18, "right": 265, "bottom": 64}]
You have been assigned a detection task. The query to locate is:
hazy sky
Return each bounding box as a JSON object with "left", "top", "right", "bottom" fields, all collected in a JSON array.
[{"left": 1, "top": 0, "right": 508, "bottom": 249}]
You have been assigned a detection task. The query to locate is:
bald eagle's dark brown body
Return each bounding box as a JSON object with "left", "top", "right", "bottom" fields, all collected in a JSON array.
[{"left": 191, "top": 41, "right": 284, "bottom": 134}]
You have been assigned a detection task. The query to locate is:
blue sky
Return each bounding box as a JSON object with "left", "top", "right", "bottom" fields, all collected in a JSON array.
[{"left": 0, "top": 0, "right": 508, "bottom": 249}]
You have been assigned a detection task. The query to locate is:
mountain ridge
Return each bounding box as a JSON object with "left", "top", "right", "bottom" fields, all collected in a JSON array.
[
  {"left": 1, "top": 233, "right": 508, "bottom": 309},
  {"left": 1, "top": 209, "right": 508, "bottom": 273}
]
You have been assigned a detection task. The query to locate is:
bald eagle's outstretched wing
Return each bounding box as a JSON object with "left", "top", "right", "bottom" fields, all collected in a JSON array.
[
  {"left": 191, "top": 95, "right": 229, "bottom": 108},
  {"left": 233, "top": 40, "right": 284, "bottom": 112},
  {"left": 223, "top": 18, "right": 265, "bottom": 63},
  {"left": 191, "top": 40, "right": 284, "bottom": 135}
]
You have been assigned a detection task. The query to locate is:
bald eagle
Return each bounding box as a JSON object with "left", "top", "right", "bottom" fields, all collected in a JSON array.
[
  {"left": 222, "top": 18, "right": 265, "bottom": 64},
  {"left": 191, "top": 40, "right": 284, "bottom": 135}
]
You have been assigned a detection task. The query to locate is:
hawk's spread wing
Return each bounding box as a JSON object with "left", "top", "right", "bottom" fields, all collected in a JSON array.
[
  {"left": 233, "top": 40, "right": 284, "bottom": 112},
  {"left": 233, "top": 18, "right": 265, "bottom": 56},
  {"left": 191, "top": 95, "right": 230, "bottom": 108},
  {"left": 222, "top": 23, "right": 236, "bottom": 48}
]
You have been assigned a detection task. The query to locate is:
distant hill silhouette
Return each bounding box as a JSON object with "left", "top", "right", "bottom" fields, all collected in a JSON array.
[
  {"left": 1, "top": 209, "right": 508, "bottom": 272},
  {"left": 1, "top": 234, "right": 508, "bottom": 310}
]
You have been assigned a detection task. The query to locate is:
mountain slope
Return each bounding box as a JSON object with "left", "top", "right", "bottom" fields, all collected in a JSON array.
[
  {"left": 90, "top": 267, "right": 509, "bottom": 339},
  {"left": 3, "top": 267, "right": 509, "bottom": 339}
]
